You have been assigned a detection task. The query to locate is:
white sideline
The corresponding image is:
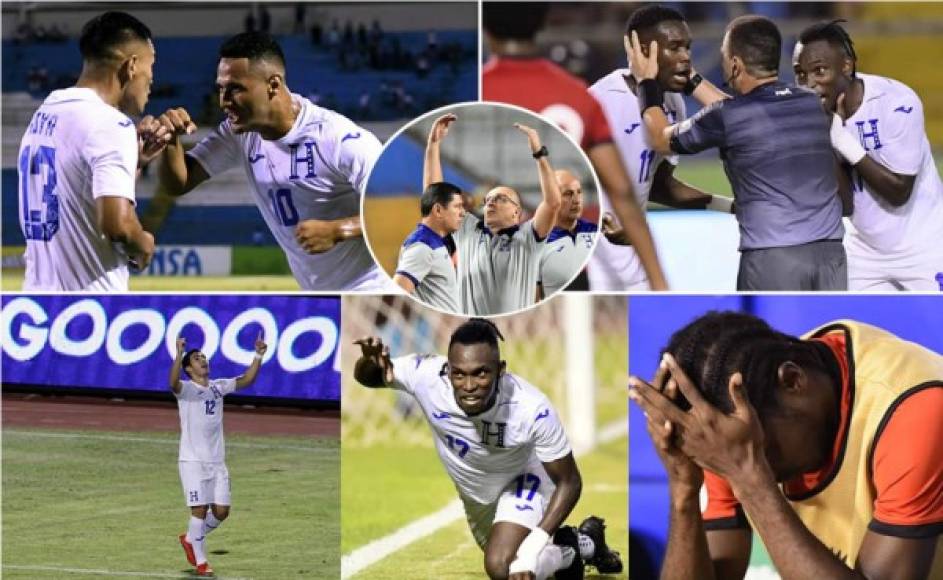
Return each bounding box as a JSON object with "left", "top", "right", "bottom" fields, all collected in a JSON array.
[
  {"left": 3, "top": 564, "right": 251, "bottom": 579},
  {"left": 3, "top": 429, "right": 331, "bottom": 452},
  {"left": 341, "top": 416, "right": 629, "bottom": 579}
]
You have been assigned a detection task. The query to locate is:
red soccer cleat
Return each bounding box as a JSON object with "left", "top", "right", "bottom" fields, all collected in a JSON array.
[
  {"left": 196, "top": 562, "right": 214, "bottom": 576},
  {"left": 178, "top": 533, "right": 196, "bottom": 566}
]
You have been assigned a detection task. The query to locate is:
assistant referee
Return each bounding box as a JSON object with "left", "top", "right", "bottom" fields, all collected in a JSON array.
[{"left": 631, "top": 14, "right": 850, "bottom": 290}]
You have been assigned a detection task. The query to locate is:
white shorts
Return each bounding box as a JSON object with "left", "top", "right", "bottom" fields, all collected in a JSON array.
[
  {"left": 845, "top": 236, "right": 943, "bottom": 291},
  {"left": 179, "top": 461, "right": 231, "bottom": 507},
  {"left": 461, "top": 470, "right": 556, "bottom": 549},
  {"left": 587, "top": 240, "right": 647, "bottom": 291}
]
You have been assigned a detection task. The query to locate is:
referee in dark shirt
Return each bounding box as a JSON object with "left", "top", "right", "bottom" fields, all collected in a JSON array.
[{"left": 630, "top": 14, "right": 850, "bottom": 290}]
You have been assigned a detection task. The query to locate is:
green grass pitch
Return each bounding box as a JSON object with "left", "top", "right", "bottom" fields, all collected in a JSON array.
[
  {"left": 1, "top": 272, "right": 299, "bottom": 291},
  {"left": 2, "top": 428, "right": 338, "bottom": 579}
]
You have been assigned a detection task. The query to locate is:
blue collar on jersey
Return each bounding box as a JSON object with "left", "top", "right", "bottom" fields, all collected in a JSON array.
[
  {"left": 547, "top": 218, "right": 598, "bottom": 243},
  {"left": 403, "top": 223, "right": 448, "bottom": 249}
]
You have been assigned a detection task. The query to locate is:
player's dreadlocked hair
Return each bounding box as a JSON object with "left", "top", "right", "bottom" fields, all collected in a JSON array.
[
  {"left": 449, "top": 318, "right": 505, "bottom": 352},
  {"left": 625, "top": 4, "right": 686, "bottom": 36},
  {"left": 663, "top": 311, "right": 830, "bottom": 419},
  {"left": 220, "top": 31, "right": 286, "bottom": 70},
  {"left": 798, "top": 20, "right": 857, "bottom": 78}
]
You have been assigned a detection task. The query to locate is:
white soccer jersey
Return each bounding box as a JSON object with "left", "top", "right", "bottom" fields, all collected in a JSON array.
[
  {"left": 188, "top": 94, "right": 384, "bottom": 290},
  {"left": 587, "top": 69, "right": 685, "bottom": 290},
  {"left": 841, "top": 73, "right": 943, "bottom": 288},
  {"left": 390, "top": 354, "right": 571, "bottom": 505},
  {"left": 175, "top": 378, "right": 237, "bottom": 463},
  {"left": 18, "top": 88, "right": 138, "bottom": 291}
]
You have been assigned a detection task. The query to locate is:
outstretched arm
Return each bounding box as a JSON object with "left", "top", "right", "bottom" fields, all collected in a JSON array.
[
  {"left": 515, "top": 123, "right": 561, "bottom": 239},
  {"left": 235, "top": 332, "right": 267, "bottom": 390},
  {"left": 352, "top": 337, "right": 394, "bottom": 388},
  {"left": 424, "top": 114, "right": 456, "bottom": 191},
  {"left": 170, "top": 336, "right": 186, "bottom": 394}
]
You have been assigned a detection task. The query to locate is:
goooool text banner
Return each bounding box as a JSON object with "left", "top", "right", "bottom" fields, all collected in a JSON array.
[{"left": 1, "top": 295, "right": 340, "bottom": 402}]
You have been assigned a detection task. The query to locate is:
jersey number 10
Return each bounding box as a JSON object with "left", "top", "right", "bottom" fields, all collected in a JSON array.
[
  {"left": 268, "top": 188, "right": 300, "bottom": 226},
  {"left": 18, "top": 145, "right": 60, "bottom": 241}
]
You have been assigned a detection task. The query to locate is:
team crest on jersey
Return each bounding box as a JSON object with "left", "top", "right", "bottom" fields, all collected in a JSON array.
[
  {"left": 480, "top": 421, "right": 507, "bottom": 448},
  {"left": 855, "top": 119, "right": 882, "bottom": 151}
]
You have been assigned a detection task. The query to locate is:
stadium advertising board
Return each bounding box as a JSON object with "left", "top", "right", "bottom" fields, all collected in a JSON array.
[
  {"left": 1, "top": 295, "right": 340, "bottom": 401},
  {"left": 136, "top": 245, "right": 233, "bottom": 276}
]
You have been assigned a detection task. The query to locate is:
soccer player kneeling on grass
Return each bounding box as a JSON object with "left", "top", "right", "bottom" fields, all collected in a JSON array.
[
  {"left": 171, "top": 334, "right": 267, "bottom": 576},
  {"left": 353, "top": 319, "right": 622, "bottom": 579}
]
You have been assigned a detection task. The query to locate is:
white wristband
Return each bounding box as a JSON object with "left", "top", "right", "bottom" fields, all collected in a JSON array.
[
  {"left": 510, "top": 527, "right": 550, "bottom": 573},
  {"left": 706, "top": 195, "right": 734, "bottom": 213},
  {"left": 254, "top": 353, "right": 263, "bottom": 361},
  {"left": 830, "top": 114, "right": 866, "bottom": 165}
]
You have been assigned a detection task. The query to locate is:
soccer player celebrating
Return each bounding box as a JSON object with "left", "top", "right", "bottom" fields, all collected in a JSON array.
[
  {"left": 353, "top": 319, "right": 623, "bottom": 579},
  {"left": 629, "top": 311, "right": 943, "bottom": 579},
  {"left": 588, "top": 5, "right": 733, "bottom": 291},
  {"left": 171, "top": 333, "right": 267, "bottom": 577},
  {"left": 154, "top": 32, "right": 387, "bottom": 291},
  {"left": 629, "top": 15, "right": 851, "bottom": 291},
  {"left": 482, "top": 1, "right": 668, "bottom": 291},
  {"left": 394, "top": 181, "right": 464, "bottom": 313},
  {"left": 793, "top": 21, "right": 943, "bottom": 291},
  {"left": 537, "top": 169, "right": 598, "bottom": 298},
  {"left": 424, "top": 114, "right": 561, "bottom": 315},
  {"left": 17, "top": 11, "right": 163, "bottom": 290}
]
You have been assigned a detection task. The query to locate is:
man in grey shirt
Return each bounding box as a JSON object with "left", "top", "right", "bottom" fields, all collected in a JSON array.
[
  {"left": 631, "top": 15, "right": 850, "bottom": 290},
  {"left": 394, "top": 182, "right": 465, "bottom": 313},
  {"left": 539, "top": 169, "right": 598, "bottom": 298},
  {"left": 424, "top": 114, "right": 561, "bottom": 315}
]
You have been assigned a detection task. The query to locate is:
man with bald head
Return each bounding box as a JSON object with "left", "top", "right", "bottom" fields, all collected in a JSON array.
[
  {"left": 537, "top": 169, "right": 597, "bottom": 297},
  {"left": 424, "top": 114, "right": 561, "bottom": 315},
  {"left": 154, "top": 32, "right": 386, "bottom": 291}
]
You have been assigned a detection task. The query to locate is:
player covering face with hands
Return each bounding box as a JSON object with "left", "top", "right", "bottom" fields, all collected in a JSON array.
[
  {"left": 629, "top": 312, "right": 943, "bottom": 580},
  {"left": 170, "top": 332, "right": 268, "bottom": 576},
  {"left": 353, "top": 319, "right": 623, "bottom": 579}
]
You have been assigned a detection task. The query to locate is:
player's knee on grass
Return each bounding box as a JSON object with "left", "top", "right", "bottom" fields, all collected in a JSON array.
[
  {"left": 190, "top": 505, "right": 208, "bottom": 518},
  {"left": 212, "top": 504, "right": 230, "bottom": 520},
  {"left": 484, "top": 522, "right": 533, "bottom": 579}
]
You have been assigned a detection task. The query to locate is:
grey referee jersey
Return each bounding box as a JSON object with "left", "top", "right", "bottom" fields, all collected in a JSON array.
[
  {"left": 455, "top": 213, "right": 545, "bottom": 315},
  {"left": 396, "top": 223, "right": 460, "bottom": 313},
  {"left": 539, "top": 218, "right": 598, "bottom": 296}
]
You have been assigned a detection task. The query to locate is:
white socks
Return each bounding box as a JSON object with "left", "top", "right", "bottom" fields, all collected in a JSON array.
[
  {"left": 204, "top": 512, "right": 223, "bottom": 535},
  {"left": 577, "top": 531, "right": 596, "bottom": 560},
  {"left": 534, "top": 544, "right": 568, "bottom": 580},
  {"left": 187, "top": 516, "right": 208, "bottom": 565}
]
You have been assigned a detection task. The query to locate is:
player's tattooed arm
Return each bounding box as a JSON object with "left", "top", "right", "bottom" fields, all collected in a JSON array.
[
  {"left": 235, "top": 332, "right": 267, "bottom": 390},
  {"left": 170, "top": 336, "right": 186, "bottom": 394},
  {"left": 97, "top": 196, "right": 155, "bottom": 271},
  {"left": 515, "top": 123, "right": 561, "bottom": 239},
  {"left": 155, "top": 108, "right": 207, "bottom": 197},
  {"left": 352, "top": 337, "right": 394, "bottom": 388},
  {"left": 295, "top": 217, "right": 362, "bottom": 254},
  {"left": 423, "top": 114, "right": 456, "bottom": 190}
]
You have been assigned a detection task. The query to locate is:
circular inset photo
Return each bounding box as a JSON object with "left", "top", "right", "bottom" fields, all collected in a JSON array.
[{"left": 363, "top": 102, "right": 601, "bottom": 316}]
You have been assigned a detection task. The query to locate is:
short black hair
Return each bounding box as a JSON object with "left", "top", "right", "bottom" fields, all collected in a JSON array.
[
  {"left": 798, "top": 20, "right": 857, "bottom": 77},
  {"left": 483, "top": 2, "right": 549, "bottom": 41},
  {"left": 79, "top": 11, "right": 152, "bottom": 62},
  {"left": 219, "top": 31, "right": 286, "bottom": 69},
  {"left": 726, "top": 15, "right": 781, "bottom": 77},
  {"left": 663, "top": 311, "right": 829, "bottom": 420},
  {"left": 420, "top": 182, "right": 462, "bottom": 217},
  {"left": 449, "top": 318, "right": 505, "bottom": 353},
  {"left": 625, "top": 4, "right": 686, "bottom": 36},
  {"left": 181, "top": 349, "right": 201, "bottom": 376}
]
